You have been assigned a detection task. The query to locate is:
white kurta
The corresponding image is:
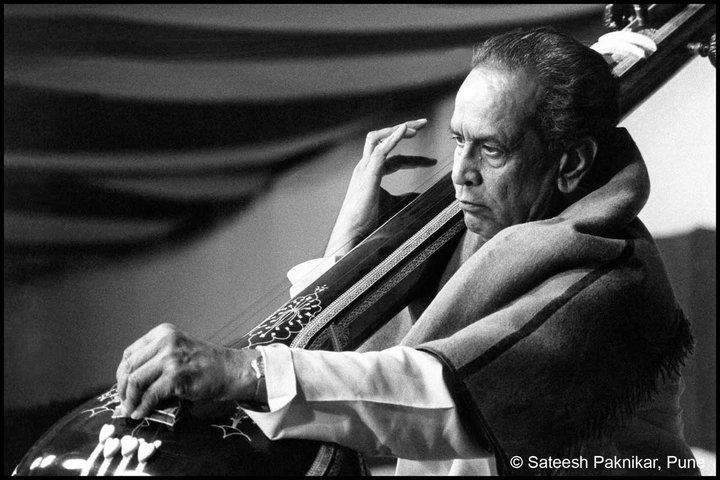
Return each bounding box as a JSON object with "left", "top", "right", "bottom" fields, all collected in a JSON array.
[{"left": 241, "top": 258, "right": 496, "bottom": 475}]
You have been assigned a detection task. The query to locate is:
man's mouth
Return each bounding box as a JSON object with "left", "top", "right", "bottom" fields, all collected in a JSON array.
[{"left": 457, "top": 199, "right": 486, "bottom": 212}]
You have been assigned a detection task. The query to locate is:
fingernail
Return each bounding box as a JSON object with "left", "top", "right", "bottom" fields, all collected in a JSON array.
[{"left": 130, "top": 410, "right": 141, "bottom": 420}]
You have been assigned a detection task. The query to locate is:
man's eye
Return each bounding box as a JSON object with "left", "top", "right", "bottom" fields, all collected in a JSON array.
[
  {"left": 451, "top": 135, "right": 464, "bottom": 147},
  {"left": 481, "top": 145, "right": 503, "bottom": 157}
]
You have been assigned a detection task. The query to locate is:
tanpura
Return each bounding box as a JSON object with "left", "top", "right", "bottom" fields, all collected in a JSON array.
[{"left": 13, "top": 4, "right": 715, "bottom": 476}]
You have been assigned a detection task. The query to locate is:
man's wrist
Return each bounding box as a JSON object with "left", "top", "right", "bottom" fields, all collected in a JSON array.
[
  {"left": 325, "top": 221, "right": 375, "bottom": 257},
  {"left": 249, "top": 354, "right": 267, "bottom": 404},
  {"left": 234, "top": 348, "right": 269, "bottom": 412},
  {"left": 222, "top": 349, "right": 257, "bottom": 398},
  {"left": 242, "top": 344, "right": 297, "bottom": 413}
]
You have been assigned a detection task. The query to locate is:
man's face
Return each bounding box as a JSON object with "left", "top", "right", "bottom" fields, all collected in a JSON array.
[{"left": 450, "top": 66, "right": 560, "bottom": 241}]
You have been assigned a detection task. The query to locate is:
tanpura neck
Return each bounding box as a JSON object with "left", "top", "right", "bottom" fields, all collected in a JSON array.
[
  {"left": 437, "top": 230, "right": 486, "bottom": 288},
  {"left": 406, "top": 229, "right": 485, "bottom": 323}
]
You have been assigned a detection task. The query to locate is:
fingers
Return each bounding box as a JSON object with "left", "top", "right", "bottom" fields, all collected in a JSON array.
[
  {"left": 130, "top": 374, "right": 175, "bottom": 420},
  {"left": 117, "top": 342, "right": 158, "bottom": 402},
  {"left": 372, "top": 118, "right": 428, "bottom": 142},
  {"left": 116, "top": 323, "right": 175, "bottom": 402},
  {"left": 373, "top": 123, "right": 407, "bottom": 157},
  {"left": 363, "top": 118, "right": 427, "bottom": 158},
  {"left": 122, "top": 354, "right": 166, "bottom": 419},
  {"left": 117, "top": 339, "right": 150, "bottom": 402},
  {"left": 117, "top": 332, "right": 163, "bottom": 402}
]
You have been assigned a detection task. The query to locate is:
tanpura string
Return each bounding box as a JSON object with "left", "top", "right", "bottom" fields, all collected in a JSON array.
[{"left": 206, "top": 152, "right": 457, "bottom": 346}]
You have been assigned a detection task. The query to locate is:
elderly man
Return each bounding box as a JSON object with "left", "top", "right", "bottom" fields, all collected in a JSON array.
[{"left": 116, "top": 28, "right": 698, "bottom": 475}]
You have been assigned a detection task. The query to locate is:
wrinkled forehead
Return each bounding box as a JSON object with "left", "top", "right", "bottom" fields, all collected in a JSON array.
[{"left": 451, "top": 66, "right": 542, "bottom": 132}]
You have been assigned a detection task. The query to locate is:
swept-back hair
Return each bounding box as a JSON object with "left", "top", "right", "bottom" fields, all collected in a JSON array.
[{"left": 472, "top": 27, "right": 619, "bottom": 151}]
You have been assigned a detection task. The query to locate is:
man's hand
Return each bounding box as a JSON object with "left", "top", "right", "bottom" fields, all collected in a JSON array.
[
  {"left": 324, "top": 119, "right": 437, "bottom": 257},
  {"left": 115, "top": 323, "right": 259, "bottom": 420}
]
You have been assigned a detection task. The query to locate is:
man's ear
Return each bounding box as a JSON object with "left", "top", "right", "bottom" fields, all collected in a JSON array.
[{"left": 556, "top": 137, "right": 598, "bottom": 194}]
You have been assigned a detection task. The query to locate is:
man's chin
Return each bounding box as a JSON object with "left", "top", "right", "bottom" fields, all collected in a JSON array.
[{"left": 462, "top": 214, "right": 499, "bottom": 242}]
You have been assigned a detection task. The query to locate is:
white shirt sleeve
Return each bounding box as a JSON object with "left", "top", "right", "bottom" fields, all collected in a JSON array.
[
  {"left": 287, "top": 257, "right": 340, "bottom": 297},
  {"left": 242, "top": 343, "right": 489, "bottom": 461}
]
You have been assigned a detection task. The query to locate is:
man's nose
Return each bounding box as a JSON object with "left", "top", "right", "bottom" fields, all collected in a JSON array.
[{"left": 451, "top": 149, "right": 481, "bottom": 187}]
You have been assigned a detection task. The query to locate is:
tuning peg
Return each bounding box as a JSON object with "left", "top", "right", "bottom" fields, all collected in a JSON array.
[
  {"left": 604, "top": 4, "right": 638, "bottom": 31},
  {"left": 98, "top": 424, "right": 115, "bottom": 443},
  {"left": 137, "top": 439, "right": 158, "bottom": 463},
  {"left": 687, "top": 33, "right": 716, "bottom": 68},
  {"left": 102, "top": 437, "right": 121, "bottom": 459},
  {"left": 121, "top": 435, "right": 139, "bottom": 456}
]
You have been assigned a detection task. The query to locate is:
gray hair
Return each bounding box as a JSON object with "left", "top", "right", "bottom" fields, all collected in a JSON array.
[{"left": 471, "top": 26, "right": 619, "bottom": 151}]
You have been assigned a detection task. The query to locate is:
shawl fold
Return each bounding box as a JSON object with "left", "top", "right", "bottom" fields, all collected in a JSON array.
[{"left": 400, "top": 128, "right": 695, "bottom": 475}]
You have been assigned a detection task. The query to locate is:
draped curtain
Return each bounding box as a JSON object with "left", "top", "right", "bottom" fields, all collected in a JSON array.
[{"left": 4, "top": 4, "right": 606, "bottom": 278}]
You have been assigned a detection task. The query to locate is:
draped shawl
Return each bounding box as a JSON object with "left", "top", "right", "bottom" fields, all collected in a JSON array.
[{"left": 399, "top": 128, "right": 695, "bottom": 475}]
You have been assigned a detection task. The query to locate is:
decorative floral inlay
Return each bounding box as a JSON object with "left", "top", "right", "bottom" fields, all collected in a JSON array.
[{"left": 245, "top": 285, "right": 327, "bottom": 347}]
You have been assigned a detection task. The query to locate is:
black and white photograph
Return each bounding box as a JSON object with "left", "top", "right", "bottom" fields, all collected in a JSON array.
[{"left": 4, "top": 4, "right": 716, "bottom": 476}]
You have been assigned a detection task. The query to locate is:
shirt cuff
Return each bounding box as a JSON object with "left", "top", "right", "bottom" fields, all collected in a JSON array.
[
  {"left": 256, "top": 344, "right": 297, "bottom": 412},
  {"left": 287, "top": 257, "right": 339, "bottom": 297}
]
